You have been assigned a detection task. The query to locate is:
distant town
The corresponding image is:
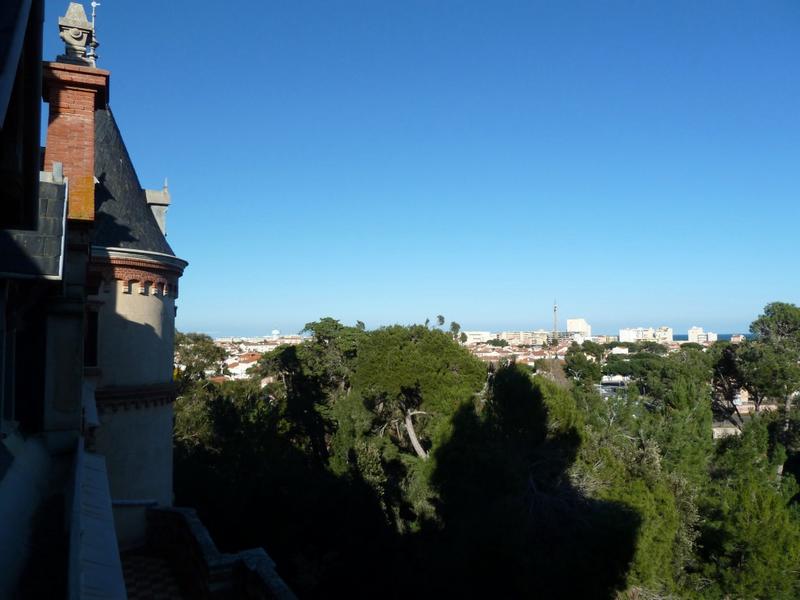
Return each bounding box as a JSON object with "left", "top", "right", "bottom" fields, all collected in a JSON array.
[
  {"left": 213, "top": 319, "right": 738, "bottom": 375},
  {"left": 211, "top": 319, "right": 757, "bottom": 440}
]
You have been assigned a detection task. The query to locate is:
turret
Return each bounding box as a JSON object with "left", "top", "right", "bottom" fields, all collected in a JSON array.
[{"left": 42, "top": 1, "right": 187, "bottom": 548}]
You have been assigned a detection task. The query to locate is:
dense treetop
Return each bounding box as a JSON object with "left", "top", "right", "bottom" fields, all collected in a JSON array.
[{"left": 174, "top": 303, "right": 800, "bottom": 599}]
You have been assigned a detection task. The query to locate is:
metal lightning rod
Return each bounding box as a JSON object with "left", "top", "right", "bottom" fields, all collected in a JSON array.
[{"left": 88, "top": 1, "right": 101, "bottom": 63}]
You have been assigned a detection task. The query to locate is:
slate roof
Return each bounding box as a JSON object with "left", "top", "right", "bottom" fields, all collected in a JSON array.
[
  {"left": 93, "top": 107, "right": 174, "bottom": 256},
  {"left": 0, "top": 178, "right": 66, "bottom": 278}
]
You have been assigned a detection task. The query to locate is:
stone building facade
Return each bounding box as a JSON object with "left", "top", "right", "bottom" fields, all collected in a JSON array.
[
  {"left": 0, "top": 2, "right": 293, "bottom": 597},
  {"left": 40, "top": 3, "right": 189, "bottom": 550}
]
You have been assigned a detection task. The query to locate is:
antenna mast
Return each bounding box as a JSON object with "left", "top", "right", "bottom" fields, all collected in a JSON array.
[
  {"left": 552, "top": 299, "right": 558, "bottom": 345},
  {"left": 88, "top": 1, "right": 100, "bottom": 63}
]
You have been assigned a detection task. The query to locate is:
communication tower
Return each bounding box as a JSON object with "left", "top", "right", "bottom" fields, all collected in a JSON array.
[{"left": 553, "top": 299, "right": 558, "bottom": 344}]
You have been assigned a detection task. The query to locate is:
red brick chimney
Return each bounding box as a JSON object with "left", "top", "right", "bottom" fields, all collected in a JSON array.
[
  {"left": 43, "top": 62, "right": 108, "bottom": 222},
  {"left": 42, "top": 2, "right": 109, "bottom": 222}
]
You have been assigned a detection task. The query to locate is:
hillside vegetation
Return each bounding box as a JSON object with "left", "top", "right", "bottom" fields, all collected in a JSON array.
[{"left": 174, "top": 303, "right": 800, "bottom": 599}]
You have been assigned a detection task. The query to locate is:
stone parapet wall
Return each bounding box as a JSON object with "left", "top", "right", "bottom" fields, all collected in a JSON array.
[{"left": 146, "top": 507, "right": 296, "bottom": 600}]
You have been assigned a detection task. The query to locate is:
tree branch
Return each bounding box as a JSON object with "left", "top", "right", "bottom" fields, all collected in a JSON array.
[{"left": 404, "top": 411, "right": 429, "bottom": 459}]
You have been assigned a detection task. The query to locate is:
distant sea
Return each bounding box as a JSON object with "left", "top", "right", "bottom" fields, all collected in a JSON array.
[{"left": 672, "top": 333, "right": 753, "bottom": 342}]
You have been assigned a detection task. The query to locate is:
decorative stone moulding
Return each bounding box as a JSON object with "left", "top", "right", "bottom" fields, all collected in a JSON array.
[
  {"left": 95, "top": 272, "right": 176, "bottom": 298},
  {"left": 95, "top": 382, "right": 177, "bottom": 414},
  {"left": 90, "top": 246, "right": 187, "bottom": 299},
  {"left": 119, "top": 277, "right": 175, "bottom": 298}
]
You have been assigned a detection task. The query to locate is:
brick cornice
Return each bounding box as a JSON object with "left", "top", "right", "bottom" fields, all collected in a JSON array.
[
  {"left": 92, "top": 246, "right": 188, "bottom": 273},
  {"left": 89, "top": 246, "right": 186, "bottom": 297},
  {"left": 93, "top": 255, "right": 185, "bottom": 277},
  {"left": 42, "top": 61, "right": 110, "bottom": 106},
  {"left": 90, "top": 256, "right": 182, "bottom": 298}
]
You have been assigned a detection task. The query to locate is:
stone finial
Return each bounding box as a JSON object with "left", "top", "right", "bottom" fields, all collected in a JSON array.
[
  {"left": 145, "top": 182, "right": 172, "bottom": 236},
  {"left": 57, "top": 2, "right": 95, "bottom": 66}
]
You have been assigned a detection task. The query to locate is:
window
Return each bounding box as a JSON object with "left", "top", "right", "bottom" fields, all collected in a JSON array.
[{"left": 84, "top": 310, "right": 98, "bottom": 368}]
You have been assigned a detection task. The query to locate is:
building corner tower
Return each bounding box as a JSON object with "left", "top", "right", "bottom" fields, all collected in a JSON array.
[{"left": 42, "top": 1, "right": 188, "bottom": 549}]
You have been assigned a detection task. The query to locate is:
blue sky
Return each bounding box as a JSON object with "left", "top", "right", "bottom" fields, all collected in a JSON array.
[{"left": 43, "top": 1, "right": 800, "bottom": 335}]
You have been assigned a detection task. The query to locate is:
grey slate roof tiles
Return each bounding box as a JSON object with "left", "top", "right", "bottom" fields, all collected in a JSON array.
[
  {"left": 0, "top": 179, "right": 66, "bottom": 278},
  {"left": 93, "top": 108, "right": 175, "bottom": 256}
]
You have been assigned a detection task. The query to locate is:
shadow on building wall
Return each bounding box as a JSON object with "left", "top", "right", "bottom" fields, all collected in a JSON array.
[
  {"left": 0, "top": 230, "right": 64, "bottom": 598},
  {"left": 0, "top": 230, "right": 51, "bottom": 434},
  {"left": 95, "top": 278, "right": 166, "bottom": 374}
]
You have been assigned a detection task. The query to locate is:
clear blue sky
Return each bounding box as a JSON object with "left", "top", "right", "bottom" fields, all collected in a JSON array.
[{"left": 43, "top": 1, "right": 800, "bottom": 336}]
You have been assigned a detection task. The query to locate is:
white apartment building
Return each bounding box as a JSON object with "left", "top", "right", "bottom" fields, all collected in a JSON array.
[
  {"left": 499, "top": 331, "right": 536, "bottom": 345},
  {"left": 619, "top": 326, "right": 674, "bottom": 344},
  {"left": 688, "top": 326, "right": 718, "bottom": 344},
  {"left": 567, "top": 318, "right": 592, "bottom": 339},
  {"left": 687, "top": 326, "right": 703, "bottom": 343},
  {"left": 654, "top": 326, "right": 674, "bottom": 343},
  {"left": 463, "top": 331, "right": 495, "bottom": 344},
  {"left": 619, "top": 327, "right": 655, "bottom": 343}
]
